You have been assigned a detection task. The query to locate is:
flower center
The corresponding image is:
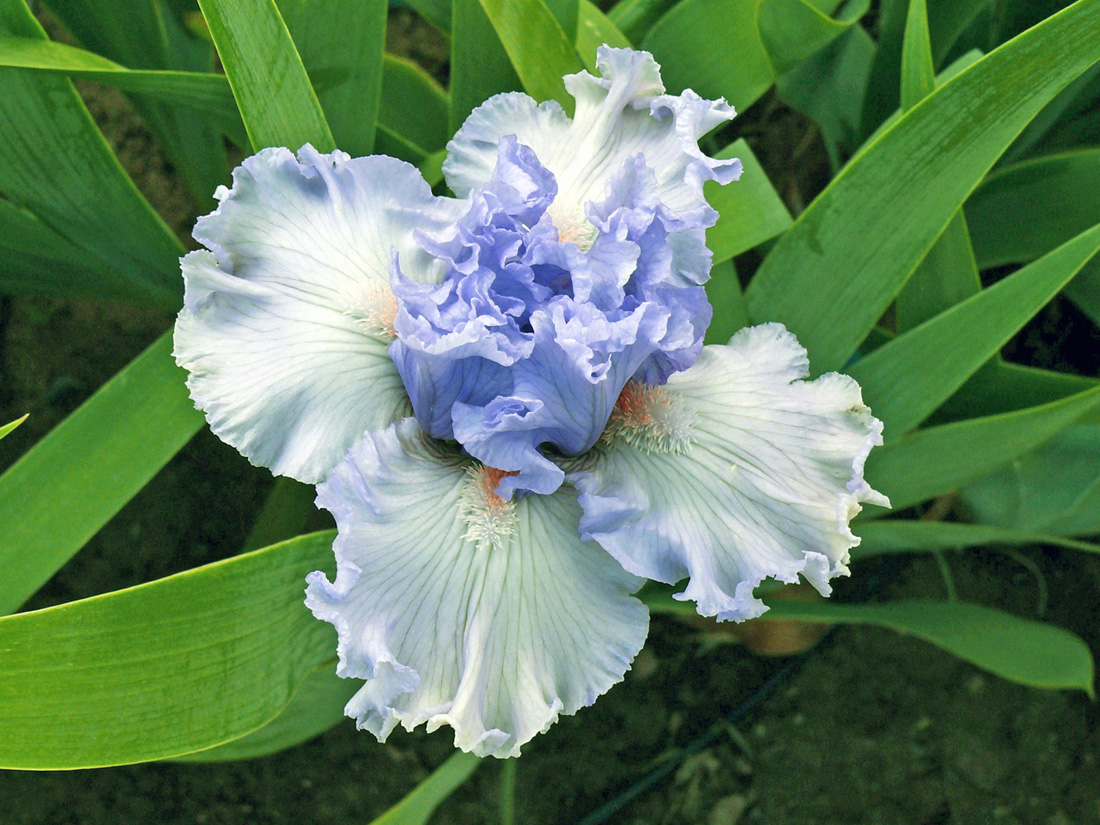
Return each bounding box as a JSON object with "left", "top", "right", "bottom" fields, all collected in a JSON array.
[
  {"left": 458, "top": 464, "right": 518, "bottom": 549},
  {"left": 549, "top": 204, "right": 597, "bottom": 253},
  {"left": 344, "top": 280, "right": 397, "bottom": 339},
  {"left": 601, "top": 381, "right": 694, "bottom": 454}
]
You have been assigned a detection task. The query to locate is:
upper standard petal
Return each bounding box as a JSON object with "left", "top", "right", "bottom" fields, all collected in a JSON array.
[{"left": 443, "top": 46, "right": 740, "bottom": 239}]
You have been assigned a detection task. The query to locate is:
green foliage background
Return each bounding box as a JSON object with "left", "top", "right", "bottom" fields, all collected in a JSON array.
[{"left": 1, "top": 0, "right": 1099, "bottom": 816}]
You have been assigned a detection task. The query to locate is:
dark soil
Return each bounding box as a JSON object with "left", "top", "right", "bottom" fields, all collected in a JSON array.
[{"left": 1, "top": 8, "right": 1098, "bottom": 825}]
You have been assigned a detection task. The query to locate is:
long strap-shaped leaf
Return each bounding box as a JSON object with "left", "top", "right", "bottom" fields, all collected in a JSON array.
[
  {"left": 706, "top": 139, "right": 792, "bottom": 265},
  {"left": 476, "top": 0, "right": 583, "bottom": 111},
  {"left": 853, "top": 519, "right": 1100, "bottom": 559},
  {"left": 894, "top": 0, "right": 983, "bottom": 330},
  {"left": 45, "top": 0, "right": 228, "bottom": 204},
  {"left": 577, "top": 0, "right": 631, "bottom": 70},
  {"left": 643, "top": 0, "right": 864, "bottom": 110},
  {"left": 865, "top": 384, "right": 1100, "bottom": 511},
  {"left": 643, "top": 591, "right": 1094, "bottom": 694},
  {"left": 450, "top": 0, "right": 521, "bottom": 134},
  {"left": 0, "top": 36, "right": 450, "bottom": 159},
  {"left": 763, "top": 600, "right": 1094, "bottom": 695},
  {"left": 0, "top": 195, "right": 129, "bottom": 302},
  {"left": 746, "top": 0, "right": 1100, "bottom": 374},
  {"left": 0, "top": 415, "right": 27, "bottom": 441},
  {"left": 175, "top": 665, "right": 354, "bottom": 762},
  {"left": 934, "top": 360, "right": 1100, "bottom": 425},
  {"left": 197, "top": 0, "right": 333, "bottom": 152},
  {"left": 0, "top": 34, "right": 246, "bottom": 145},
  {"left": 851, "top": 222, "right": 1100, "bottom": 438},
  {"left": 278, "top": 0, "right": 386, "bottom": 156},
  {"left": 0, "top": 531, "right": 334, "bottom": 769},
  {"left": 369, "top": 752, "right": 482, "bottom": 825},
  {"left": 0, "top": 0, "right": 184, "bottom": 308},
  {"left": 0, "top": 333, "right": 203, "bottom": 616},
  {"left": 967, "top": 148, "right": 1100, "bottom": 268}
]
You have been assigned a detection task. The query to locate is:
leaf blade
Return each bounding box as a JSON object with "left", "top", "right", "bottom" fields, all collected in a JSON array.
[
  {"left": 0, "top": 333, "right": 203, "bottom": 616},
  {"left": 0, "top": 414, "right": 27, "bottom": 441},
  {"left": 746, "top": 0, "right": 1100, "bottom": 374},
  {"left": 851, "top": 222, "right": 1100, "bottom": 438},
  {"left": 370, "top": 753, "right": 482, "bottom": 825},
  {"left": 764, "top": 600, "right": 1096, "bottom": 695},
  {"left": 279, "top": 0, "right": 386, "bottom": 156},
  {"left": 707, "top": 139, "right": 793, "bottom": 265},
  {"left": 864, "top": 384, "right": 1100, "bottom": 511},
  {"left": 0, "top": 532, "right": 335, "bottom": 769},
  {"left": 197, "top": 0, "right": 334, "bottom": 152},
  {"left": 476, "top": 0, "right": 584, "bottom": 110}
]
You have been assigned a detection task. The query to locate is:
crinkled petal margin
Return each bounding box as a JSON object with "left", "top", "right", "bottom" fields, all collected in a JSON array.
[
  {"left": 569, "top": 323, "right": 889, "bottom": 621},
  {"left": 443, "top": 47, "right": 739, "bottom": 225},
  {"left": 174, "top": 145, "right": 461, "bottom": 482},
  {"left": 305, "top": 418, "right": 649, "bottom": 758}
]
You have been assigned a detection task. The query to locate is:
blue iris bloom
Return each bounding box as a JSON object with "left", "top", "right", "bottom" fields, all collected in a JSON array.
[{"left": 174, "top": 47, "right": 888, "bottom": 759}]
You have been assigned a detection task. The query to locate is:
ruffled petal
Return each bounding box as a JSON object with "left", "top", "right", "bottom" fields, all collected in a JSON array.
[
  {"left": 569, "top": 323, "right": 889, "bottom": 622},
  {"left": 451, "top": 298, "right": 671, "bottom": 497},
  {"left": 444, "top": 46, "right": 740, "bottom": 233},
  {"left": 174, "top": 145, "right": 462, "bottom": 482},
  {"left": 305, "top": 419, "right": 648, "bottom": 758},
  {"left": 389, "top": 137, "right": 551, "bottom": 438}
]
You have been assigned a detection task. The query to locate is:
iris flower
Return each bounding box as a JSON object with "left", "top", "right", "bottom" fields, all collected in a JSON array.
[{"left": 174, "top": 47, "right": 888, "bottom": 759}]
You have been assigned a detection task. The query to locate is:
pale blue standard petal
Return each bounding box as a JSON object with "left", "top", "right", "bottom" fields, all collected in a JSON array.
[
  {"left": 392, "top": 136, "right": 706, "bottom": 462},
  {"left": 570, "top": 324, "right": 890, "bottom": 622},
  {"left": 305, "top": 419, "right": 648, "bottom": 759},
  {"left": 452, "top": 298, "right": 670, "bottom": 497},
  {"left": 174, "top": 145, "right": 462, "bottom": 483},
  {"left": 388, "top": 136, "right": 552, "bottom": 438}
]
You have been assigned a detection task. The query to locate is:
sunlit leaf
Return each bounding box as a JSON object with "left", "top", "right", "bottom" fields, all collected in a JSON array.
[
  {"left": 197, "top": 0, "right": 334, "bottom": 151},
  {"left": 746, "top": 0, "right": 1100, "bottom": 374},
  {"left": 0, "top": 414, "right": 27, "bottom": 442},
  {"left": 0, "top": 532, "right": 335, "bottom": 769},
  {"left": 577, "top": 0, "right": 631, "bottom": 71},
  {"left": 175, "top": 666, "right": 353, "bottom": 762}
]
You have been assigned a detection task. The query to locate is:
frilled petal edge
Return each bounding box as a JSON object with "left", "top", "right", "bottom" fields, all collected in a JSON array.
[
  {"left": 443, "top": 47, "right": 739, "bottom": 233},
  {"left": 569, "top": 323, "right": 889, "bottom": 622},
  {"left": 174, "top": 145, "right": 461, "bottom": 483},
  {"left": 305, "top": 419, "right": 649, "bottom": 758}
]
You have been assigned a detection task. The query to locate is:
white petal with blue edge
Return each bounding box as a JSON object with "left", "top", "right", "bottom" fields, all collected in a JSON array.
[
  {"left": 174, "top": 146, "right": 462, "bottom": 483},
  {"left": 570, "top": 323, "right": 889, "bottom": 622},
  {"left": 305, "top": 418, "right": 649, "bottom": 758},
  {"left": 443, "top": 46, "right": 741, "bottom": 242}
]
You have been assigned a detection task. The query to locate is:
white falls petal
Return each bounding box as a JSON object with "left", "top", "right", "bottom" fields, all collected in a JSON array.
[
  {"left": 570, "top": 323, "right": 889, "bottom": 622},
  {"left": 174, "top": 145, "right": 463, "bottom": 482},
  {"left": 305, "top": 419, "right": 649, "bottom": 758}
]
